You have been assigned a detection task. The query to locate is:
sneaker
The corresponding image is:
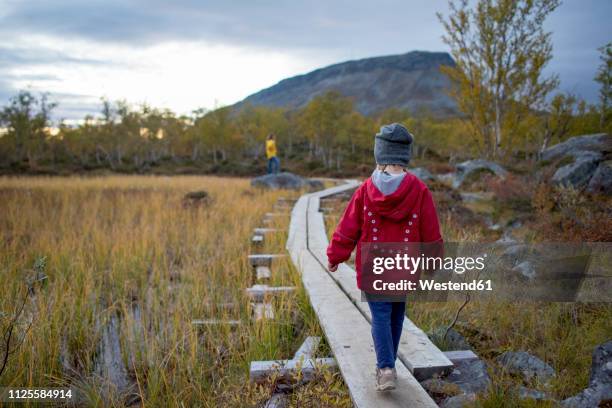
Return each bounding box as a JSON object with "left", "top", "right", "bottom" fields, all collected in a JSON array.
[{"left": 376, "top": 367, "right": 396, "bottom": 391}]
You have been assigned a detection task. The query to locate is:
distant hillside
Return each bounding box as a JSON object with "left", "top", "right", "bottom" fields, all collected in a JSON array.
[{"left": 236, "top": 51, "right": 458, "bottom": 116}]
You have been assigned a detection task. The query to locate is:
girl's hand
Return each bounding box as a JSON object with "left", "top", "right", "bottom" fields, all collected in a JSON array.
[{"left": 328, "top": 263, "right": 338, "bottom": 272}]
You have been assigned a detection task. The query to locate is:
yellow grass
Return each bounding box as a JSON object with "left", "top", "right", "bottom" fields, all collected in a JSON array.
[
  {"left": 0, "top": 176, "right": 349, "bottom": 407},
  {"left": 324, "top": 188, "right": 611, "bottom": 406}
]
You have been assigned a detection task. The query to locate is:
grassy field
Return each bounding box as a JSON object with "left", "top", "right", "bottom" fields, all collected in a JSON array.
[
  {"left": 1, "top": 175, "right": 610, "bottom": 407},
  {"left": 323, "top": 181, "right": 611, "bottom": 407},
  {"left": 0, "top": 176, "right": 350, "bottom": 407}
]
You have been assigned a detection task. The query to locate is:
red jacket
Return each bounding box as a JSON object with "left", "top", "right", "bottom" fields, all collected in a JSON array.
[{"left": 327, "top": 173, "right": 443, "bottom": 289}]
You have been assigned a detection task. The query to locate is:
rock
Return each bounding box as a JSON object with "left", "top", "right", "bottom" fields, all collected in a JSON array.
[
  {"left": 460, "top": 192, "right": 494, "bottom": 203},
  {"left": 560, "top": 387, "right": 602, "bottom": 408},
  {"left": 512, "top": 261, "right": 537, "bottom": 280},
  {"left": 438, "top": 172, "right": 456, "bottom": 186},
  {"left": 307, "top": 179, "right": 325, "bottom": 190},
  {"left": 496, "top": 351, "right": 555, "bottom": 384},
  {"left": 420, "top": 378, "right": 462, "bottom": 398},
  {"left": 264, "top": 393, "right": 289, "bottom": 408},
  {"left": 501, "top": 242, "right": 527, "bottom": 258},
  {"left": 551, "top": 151, "right": 602, "bottom": 189},
  {"left": 429, "top": 327, "right": 472, "bottom": 351},
  {"left": 586, "top": 160, "right": 612, "bottom": 195},
  {"left": 409, "top": 167, "right": 435, "bottom": 182},
  {"left": 453, "top": 159, "right": 508, "bottom": 188},
  {"left": 517, "top": 385, "right": 552, "bottom": 401},
  {"left": 541, "top": 133, "right": 610, "bottom": 162},
  {"left": 440, "top": 393, "right": 477, "bottom": 408},
  {"left": 495, "top": 235, "right": 518, "bottom": 245},
  {"left": 445, "top": 359, "right": 492, "bottom": 394},
  {"left": 586, "top": 340, "right": 612, "bottom": 401},
  {"left": 183, "top": 190, "right": 211, "bottom": 207},
  {"left": 540, "top": 133, "right": 612, "bottom": 192},
  {"left": 251, "top": 172, "right": 323, "bottom": 191}
]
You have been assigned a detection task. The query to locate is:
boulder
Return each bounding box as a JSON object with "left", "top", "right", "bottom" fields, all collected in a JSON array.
[
  {"left": 589, "top": 340, "right": 612, "bottom": 399},
  {"left": 453, "top": 159, "right": 508, "bottom": 188},
  {"left": 517, "top": 385, "right": 552, "bottom": 401},
  {"left": 586, "top": 160, "right": 612, "bottom": 195},
  {"left": 541, "top": 133, "right": 610, "bottom": 162},
  {"left": 428, "top": 327, "right": 472, "bottom": 351},
  {"left": 496, "top": 351, "right": 555, "bottom": 384},
  {"left": 540, "top": 133, "right": 612, "bottom": 193},
  {"left": 512, "top": 261, "right": 537, "bottom": 280},
  {"left": 440, "top": 393, "right": 477, "bottom": 408},
  {"left": 182, "top": 190, "right": 211, "bottom": 207},
  {"left": 408, "top": 167, "right": 435, "bottom": 182},
  {"left": 420, "top": 378, "right": 462, "bottom": 398},
  {"left": 459, "top": 192, "right": 494, "bottom": 203},
  {"left": 251, "top": 172, "right": 324, "bottom": 191},
  {"left": 444, "top": 359, "right": 492, "bottom": 394},
  {"left": 564, "top": 340, "right": 612, "bottom": 406},
  {"left": 561, "top": 387, "right": 603, "bottom": 408},
  {"left": 551, "top": 151, "right": 602, "bottom": 189}
]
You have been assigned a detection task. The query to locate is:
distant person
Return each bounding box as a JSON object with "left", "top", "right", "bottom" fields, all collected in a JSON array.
[
  {"left": 326, "top": 123, "right": 443, "bottom": 392},
  {"left": 266, "top": 133, "right": 280, "bottom": 174}
]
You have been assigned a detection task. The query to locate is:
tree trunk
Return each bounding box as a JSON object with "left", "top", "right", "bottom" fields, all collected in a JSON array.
[
  {"left": 191, "top": 145, "right": 199, "bottom": 161},
  {"left": 493, "top": 99, "right": 502, "bottom": 159},
  {"left": 540, "top": 130, "right": 552, "bottom": 157}
]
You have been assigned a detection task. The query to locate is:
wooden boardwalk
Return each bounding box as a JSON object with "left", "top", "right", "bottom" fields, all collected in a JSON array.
[{"left": 286, "top": 180, "right": 453, "bottom": 408}]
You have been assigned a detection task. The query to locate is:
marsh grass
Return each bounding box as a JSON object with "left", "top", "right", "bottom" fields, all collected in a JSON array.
[
  {"left": 0, "top": 176, "right": 349, "bottom": 407},
  {"left": 323, "top": 185, "right": 611, "bottom": 406}
]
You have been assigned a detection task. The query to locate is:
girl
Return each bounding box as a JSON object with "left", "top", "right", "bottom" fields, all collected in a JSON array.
[{"left": 326, "top": 123, "right": 443, "bottom": 391}]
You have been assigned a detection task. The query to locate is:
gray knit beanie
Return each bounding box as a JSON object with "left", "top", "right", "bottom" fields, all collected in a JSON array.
[{"left": 374, "top": 123, "right": 413, "bottom": 166}]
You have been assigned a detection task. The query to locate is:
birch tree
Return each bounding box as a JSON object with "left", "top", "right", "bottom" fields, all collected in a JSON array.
[{"left": 438, "top": 0, "right": 560, "bottom": 158}]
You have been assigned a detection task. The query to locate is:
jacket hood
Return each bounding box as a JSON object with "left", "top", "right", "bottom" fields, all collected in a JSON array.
[{"left": 365, "top": 172, "right": 424, "bottom": 221}]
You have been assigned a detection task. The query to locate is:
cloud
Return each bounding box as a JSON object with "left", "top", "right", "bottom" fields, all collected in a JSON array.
[
  {"left": 0, "top": 0, "right": 609, "bottom": 120},
  {"left": 0, "top": 45, "right": 108, "bottom": 68},
  {"left": 0, "top": 0, "right": 446, "bottom": 53}
]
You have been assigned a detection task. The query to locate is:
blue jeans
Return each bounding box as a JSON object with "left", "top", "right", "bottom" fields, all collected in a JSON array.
[
  {"left": 267, "top": 157, "right": 280, "bottom": 174},
  {"left": 367, "top": 301, "right": 406, "bottom": 369}
]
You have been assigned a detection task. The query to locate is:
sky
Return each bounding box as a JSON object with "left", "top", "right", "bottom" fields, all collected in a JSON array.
[{"left": 0, "top": 0, "right": 610, "bottom": 122}]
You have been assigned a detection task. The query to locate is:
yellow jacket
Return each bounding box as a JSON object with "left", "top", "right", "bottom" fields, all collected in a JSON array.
[{"left": 266, "top": 139, "right": 277, "bottom": 159}]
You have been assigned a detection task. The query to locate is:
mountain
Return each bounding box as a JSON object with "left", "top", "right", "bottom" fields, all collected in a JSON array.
[{"left": 236, "top": 51, "right": 458, "bottom": 116}]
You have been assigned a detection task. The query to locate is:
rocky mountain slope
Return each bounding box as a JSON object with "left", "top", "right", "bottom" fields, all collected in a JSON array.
[{"left": 236, "top": 51, "right": 458, "bottom": 116}]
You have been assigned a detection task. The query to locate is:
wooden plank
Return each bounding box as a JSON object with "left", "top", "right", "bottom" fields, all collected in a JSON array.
[
  {"left": 307, "top": 188, "right": 454, "bottom": 381},
  {"left": 294, "top": 336, "right": 321, "bottom": 360},
  {"left": 294, "top": 250, "right": 437, "bottom": 407},
  {"left": 286, "top": 184, "right": 437, "bottom": 408},
  {"left": 274, "top": 203, "right": 293, "bottom": 211},
  {"left": 277, "top": 197, "right": 297, "bottom": 204},
  {"left": 252, "top": 302, "right": 274, "bottom": 321},
  {"left": 250, "top": 358, "right": 338, "bottom": 383},
  {"left": 444, "top": 350, "right": 478, "bottom": 364},
  {"left": 255, "top": 266, "right": 271, "bottom": 280},
  {"left": 254, "top": 227, "right": 282, "bottom": 234},
  {"left": 265, "top": 212, "right": 290, "bottom": 218},
  {"left": 248, "top": 254, "right": 286, "bottom": 267},
  {"left": 191, "top": 319, "right": 241, "bottom": 326},
  {"left": 246, "top": 284, "right": 295, "bottom": 301}
]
